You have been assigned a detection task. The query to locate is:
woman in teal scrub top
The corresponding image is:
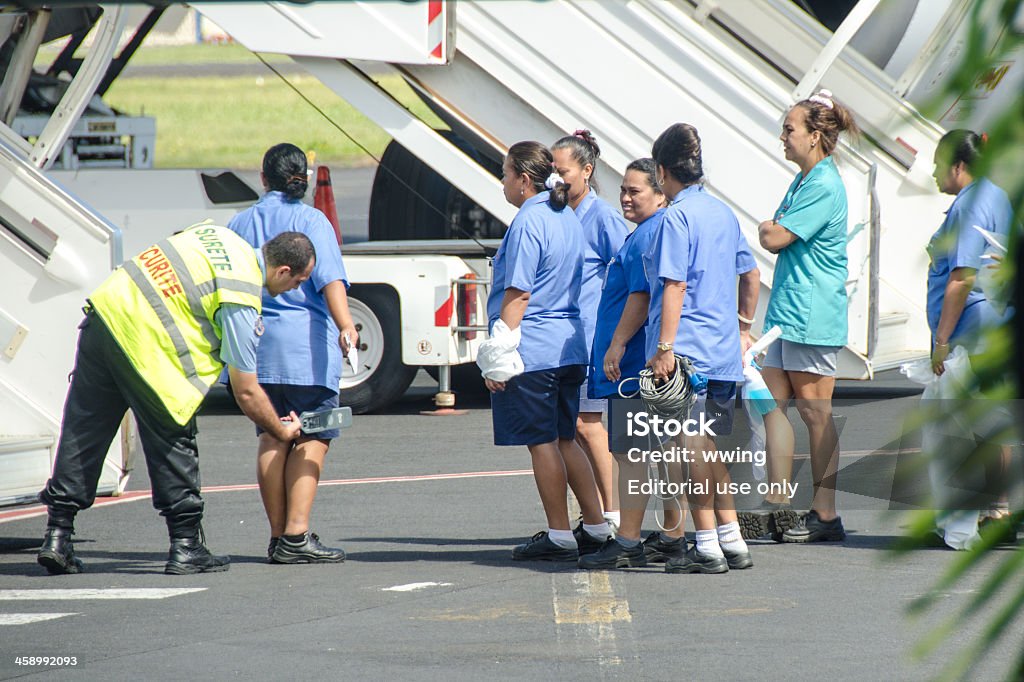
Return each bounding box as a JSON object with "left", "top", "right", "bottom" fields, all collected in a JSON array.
[{"left": 748, "top": 90, "right": 859, "bottom": 544}]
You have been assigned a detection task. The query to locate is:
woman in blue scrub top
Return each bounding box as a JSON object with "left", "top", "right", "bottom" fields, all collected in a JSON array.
[
  {"left": 229, "top": 143, "right": 358, "bottom": 564},
  {"left": 577, "top": 158, "right": 692, "bottom": 570},
  {"left": 751, "top": 90, "right": 858, "bottom": 544},
  {"left": 928, "top": 129, "right": 1016, "bottom": 534},
  {"left": 928, "top": 129, "right": 1014, "bottom": 370},
  {"left": 551, "top": 130, "right": 630, "bottom": 530},
  {"left": 487, "top": 140, "right": 610, "bottom": 562},
  {"left": 643, "top": 123, "right": 761, "bottom": 575}
]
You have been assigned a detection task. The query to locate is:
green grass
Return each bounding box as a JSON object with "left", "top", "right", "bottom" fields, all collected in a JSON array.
[
  {"left": 38, "top": 43, "right": 442, "bottom": 168},
  {"left": 104, "top": 71, "right": 445, "bottom": 169},
  {"left": 35, "top": 41, "right": 288, "bottom": 68}
]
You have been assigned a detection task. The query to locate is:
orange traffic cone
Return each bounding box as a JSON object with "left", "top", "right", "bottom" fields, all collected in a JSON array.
[{"left": 314, "top": 165, "right": 342, "bottom": 245}]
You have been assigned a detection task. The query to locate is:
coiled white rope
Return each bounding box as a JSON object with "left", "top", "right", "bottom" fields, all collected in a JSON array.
[{"left": 636, "top": 355, "right": 698, "bottom": 421}]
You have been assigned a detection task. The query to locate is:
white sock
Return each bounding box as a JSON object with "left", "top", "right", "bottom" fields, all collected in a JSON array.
[
  {"left": 695, "top": 529, "right": 724, "bottom": 557},
  {"left": 548, "top": 529, "right": 577, "bottom": 548},
  {"left": 603, "top": 511, "right": 621, "bottom": 527},
  {"left": 583, "top": 521, "right": 611, "bottom": 540},
  {"left": 717, "top": 521, "right": 748, "bottom": 553}
]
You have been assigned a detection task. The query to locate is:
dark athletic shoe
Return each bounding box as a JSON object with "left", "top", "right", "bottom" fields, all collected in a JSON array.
[
  {"left": 979, "top": 515, "right": 1018, "bottom": 546},
  {"left": 722, "top": 545, "right": 754, "bottom": 570},
  {"left": 782, "top": 510, "right": 846, "bottom": 543},
  {"left": 573, "top": 522, "right": 609, "bottom": 556},
  {"left": 665, "top": 545, "right": 729, "bottom": 575},
  {"left": 271, "top": 532, "right": 346, "bottom": 564},
  {"left": 512, "top": 531, "right": 579, "bottom": 562},
  {"left": 578, "top": 539, "right": 647, "bottom": 569},
  {"left": 267, "top": 537, "right": 279, "bottom": 563},
  {"left": 37, "top": 528, "right": 84, "bottom": 575},
  {"left": 641, "top": 532, "right": 687, "bottom": 563},
  {"left": 165, "top": 537, "right": 231, "bottom": 575},
  {"left": 738, "top": 502, "right": 799, "bottom": 541}
]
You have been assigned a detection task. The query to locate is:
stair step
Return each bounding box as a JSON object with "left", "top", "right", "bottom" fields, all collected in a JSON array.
[{"left": 0, "top": 436, "right": 55, "bottom": 454}]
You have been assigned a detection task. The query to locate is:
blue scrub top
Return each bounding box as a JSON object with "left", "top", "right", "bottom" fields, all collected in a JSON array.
[
  {"left": 228, "top": 191, "right": 349, "bottom": 389},
  {"left": 575, "top": 192, "right": 630, "bottom": 352},
  {"left": 643, "top": 185, "right": 756, "bottom": 382},
  {"left": 589, "top": 208, "right": 665, "bottom": 399},
  {"left": 763, "top": 156, "right": 849, "bottom": 346},
  {"left": 487, "top": 191, "right": 588, "bottom": 372},
  {"left": 926, "top": 177, "right": 1014, "bottom": 343}
]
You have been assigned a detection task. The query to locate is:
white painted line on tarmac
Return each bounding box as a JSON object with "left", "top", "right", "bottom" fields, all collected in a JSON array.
[
  {"left": 382, "top": 582, "right": 453, "bottom": 592},
  {"left": 0, "top": 469, "right": 535, "bottom": 525},
  {"left": 0, "top": 588, "right": 206, "bottom": 601},
  {"left": 0, "top": 613, "right": 78, "bottom": 625}
]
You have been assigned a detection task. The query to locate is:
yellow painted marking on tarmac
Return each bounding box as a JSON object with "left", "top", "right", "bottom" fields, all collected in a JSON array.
[
  {"left": 552, "top": 571, "right": 632, "bottom": 625},
  {"left": 412, "top": 604, "right": 547, "bottom": 622}
]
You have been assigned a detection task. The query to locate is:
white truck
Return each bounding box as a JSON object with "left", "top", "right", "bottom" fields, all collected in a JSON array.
[{"left": 0, "top": 0, "right": 1019, "bottom": 506}]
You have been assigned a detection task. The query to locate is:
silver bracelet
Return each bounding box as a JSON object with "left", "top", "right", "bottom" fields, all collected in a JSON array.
[{"left": 737, "top": 313, "right": 754, "bottom": 325}]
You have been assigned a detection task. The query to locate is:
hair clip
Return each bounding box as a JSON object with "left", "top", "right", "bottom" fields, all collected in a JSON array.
[{"left": 808, "top": 88, "right": 834, "bottom": 109}]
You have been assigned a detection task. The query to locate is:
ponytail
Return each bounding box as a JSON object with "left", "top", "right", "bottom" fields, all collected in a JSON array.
[
  {"left": 263, "top": 142, "right": 309, "bottom": 200},
  {"left": 552, "top": 128, "right": 601, "bottom": 193}
]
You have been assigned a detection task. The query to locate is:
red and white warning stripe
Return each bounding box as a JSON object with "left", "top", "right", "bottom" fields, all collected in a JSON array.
[{"left": 427, "top": 0, "right": 445, "bottom": 62}]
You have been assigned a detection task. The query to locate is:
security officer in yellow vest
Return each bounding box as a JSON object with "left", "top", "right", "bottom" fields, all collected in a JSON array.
[{"left": 36, "top": 224, "right": 314, "bottom": 575}]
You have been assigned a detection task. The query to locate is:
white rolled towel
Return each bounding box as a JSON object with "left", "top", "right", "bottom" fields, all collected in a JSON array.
[{"left": 476, "top": 319, "right": 525, "bottom": 381}]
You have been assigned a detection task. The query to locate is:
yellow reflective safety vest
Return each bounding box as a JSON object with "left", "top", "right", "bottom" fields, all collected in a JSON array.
[{"left": 90, "top": 223, "right": 264, "bottom": 425}]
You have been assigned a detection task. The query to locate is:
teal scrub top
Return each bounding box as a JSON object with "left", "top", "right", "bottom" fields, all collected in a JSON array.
[{"left": 763, "top": 156, "right": 849, "bottom": 346}]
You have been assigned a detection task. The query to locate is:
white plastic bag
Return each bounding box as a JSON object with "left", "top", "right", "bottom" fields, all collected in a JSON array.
[
  {"left": 900, "top": 346, "right": 981, "bottom": 549},
  {"left": 476, "top": 319, "right": 524, "bottom": 382},
  {"left": 741, "top": 326, "right": 782, "bottom": 481}
]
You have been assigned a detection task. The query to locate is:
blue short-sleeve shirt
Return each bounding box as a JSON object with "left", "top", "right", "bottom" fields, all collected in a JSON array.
[
  {"left": 574, "top": 192, "right": 630, "bottom": 351},
  {"left": 763, "top": 156, "right": 849, "bottom": 346},
  {"left": 487, "top": 192, "right": 588, "bottom": 372},
  {"left": 228, "top": 191, "right": 349, "bottom": 389},
  {"left": 643, "top": 186, "right": 756, "bottom": 382},
  {"left": 589, "top": 208, "right": 664, "bottom": 398},
  {"left": 926, "top": 178, "right": 1014, "bottom": 342}
]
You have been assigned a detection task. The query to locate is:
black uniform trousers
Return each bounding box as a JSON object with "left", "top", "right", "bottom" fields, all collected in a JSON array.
[{"left": 39, "top": 310, "right": 204, "bottom": 539}]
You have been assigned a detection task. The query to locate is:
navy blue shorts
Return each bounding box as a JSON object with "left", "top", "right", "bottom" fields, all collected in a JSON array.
[
  {"left": 689, "top": 380, "right": 736, "bottom": 437},
  {"left": 256, "top": 384, "right": 341, "bottom": 440},
  {"left": 491, "top": 365, "right": 586, "bottom": 446}
]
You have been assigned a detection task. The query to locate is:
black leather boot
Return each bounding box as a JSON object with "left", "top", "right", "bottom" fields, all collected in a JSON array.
[
  {"left": 37, "top": 527, "right": 84, "bottom": 575},
  {"left": 165, "top": 535, "right": 230, "bottom": 575}
]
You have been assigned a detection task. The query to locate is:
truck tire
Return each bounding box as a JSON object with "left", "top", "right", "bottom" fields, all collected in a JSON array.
[
  {"left": 369, "top": 131, "right": 505, "bottom": 241},
  {"left": 339, "top": 286, "right": 417, "bottom": 414}
]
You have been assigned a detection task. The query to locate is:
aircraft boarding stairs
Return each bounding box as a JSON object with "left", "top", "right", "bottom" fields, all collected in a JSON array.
[
  {"left": 0, "top": 118, "right": 132, "bottom": 506},
  {"left": 201, "top": 0, "right": 957, "bottom": 380}
]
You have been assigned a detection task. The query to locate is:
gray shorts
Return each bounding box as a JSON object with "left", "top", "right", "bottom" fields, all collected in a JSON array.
[
  {"left": 578, "top": 378, "right": 608, "bottom": 414},
  {"left": 761, "top": 340, "right": 840, "bottom": 377}
]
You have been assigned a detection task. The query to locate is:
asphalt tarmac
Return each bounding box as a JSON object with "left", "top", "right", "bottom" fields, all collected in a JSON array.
[{"left": 1, "top": 373, "right": 1021, "bottom": 681}]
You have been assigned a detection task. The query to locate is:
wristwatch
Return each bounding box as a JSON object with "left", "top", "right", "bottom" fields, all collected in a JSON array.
[{"left": 657, "top": 341, "right": 674, "bottom": 352}]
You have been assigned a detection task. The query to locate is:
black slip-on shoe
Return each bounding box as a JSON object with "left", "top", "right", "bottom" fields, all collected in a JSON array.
[
  {"left": 165, "top": 537, "right": 231, "bottom": 575},
  {"left": 782, "top": 510, "right": 846, "bottom": 543},
  {"left": 512, "top": 531, "right": 578, "bottom": 562},
  {"left": 271, "top": 532, "right": 346, "bottom": 564},
  {"left": 722, "top": 545, "right": 754, "bottom": 570},
  {"left": 665, "top": 545, "right": 729, "bottom": 574},
  {"left": 641, "top": 532, "right": 687, "bottom": 563},
  {"left": 573, "top": 522, "right": 609, "bottom": 556},
  {"left": 37, "top": 528, "right": 83, "bottom": 575},
  {"left": 738, "top": 502, "right": 800, "bottom": 541},
  {"left": 578, "top": 538, "right": 647, "bottom": 569}
]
